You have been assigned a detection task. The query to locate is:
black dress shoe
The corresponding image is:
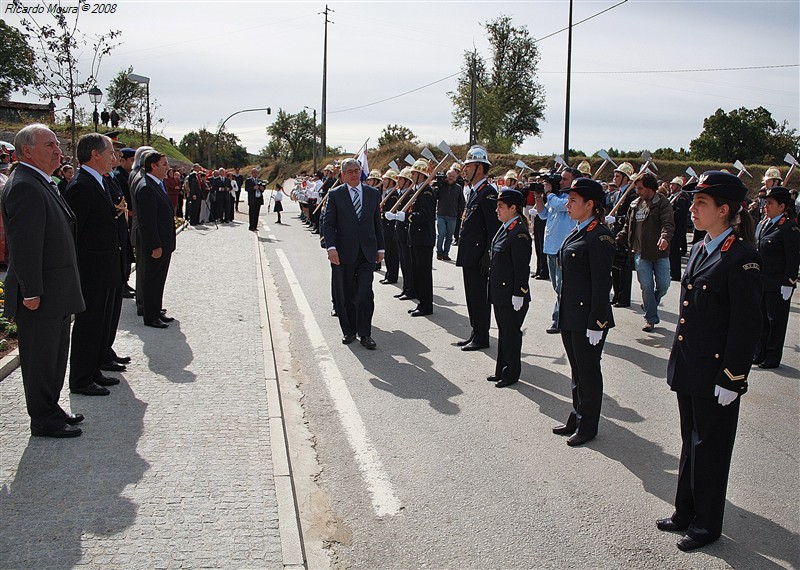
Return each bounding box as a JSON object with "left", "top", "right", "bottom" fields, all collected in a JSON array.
[
  {"left": 408, "top": 307, "right": 419, "bottom": 314},
  {"left": 122, "top": 289, "right": 135, "bottom": 299},
  {"left": 31, "top": 424, "right": 82, "bottom": 438},
  {"left": 552, "top": 424, "right": 576, "bottom": 436},
  {"left": 360, "top": 336, "right": 377, "bottom": 350},
  {"left": 114, "top": 356, "right": 132, "bottom": 365},
  {"left": 95, "top": 375, "right": 120, "bottom": 386},
  {"left": 136, "top": 308, "right": 144, "bottom": 316},
  {"left": 160, "top": 308, "right": 167, "bottom": 314},
  {"left": 758, "top": 362, "right": 779, "bottom": 369},
  {"left": 397, "top": 295, "right": 414, "bottom": 301},
  {"left": 456, "top": 337, "right": 474, "bottom": 347},
  {"left": 144, "top": 320, "right": 169, "bottom": 328},
  {"left": 567, "top": 433, "right": 595, "bottom": 446},
  {"left": 546, "top": 325, "right": 560, "bottom": 334},
  {"left": 159, "top": 315, "right": 175, "bottom": 323},
  {"left": 410, "top": 309, "right": 432, "bottom": 317},
  {"left": 495, "top": 378, "right": 518, "bottom": 388},
  {"left": 461, "top": 341, "right": 489, "bottom": 351},
  {"left": 342, "top": 334, "right": 357, "bottom": 344},
  {"left": 393, "top": 292, "right": 405, "bottom": 298},
  {"left": 676, "top": 534, "right": 714, "bottom": 552},
  {"left": 380, "top": 279, "right": 397, "bottom": 285},
  {"left": 656, "top": 518, "right": 689, "bottom": 532},
  {"left": 331, "top": 308, "right": 338, "bottom": 317},
  {"left": 100, "top": 362, "right": 126, "bottom": 372},
  {"left": 534, "top": 275, "right": 550, "bottom": 280},
  {"left": 613, "top": 302, "right": 630, "bottom": 308},
  {"left": 65, "top": 413, "right": 84, "bottom": 425},
  {"left": 487, "top": 375, "right": 499, "bottom": 382},
  {"left": 71, "top": 383, "right": 110, "bottom": 396}
]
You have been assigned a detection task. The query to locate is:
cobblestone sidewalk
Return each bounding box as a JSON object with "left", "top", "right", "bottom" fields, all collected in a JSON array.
[{"left": 0, "top": 218, "right": 283, "bottom": 569}]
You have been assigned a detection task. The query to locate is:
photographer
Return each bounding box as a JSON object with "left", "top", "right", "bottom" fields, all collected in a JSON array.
[
  {"left": 244, "top": 168, "right": 265, "bottom": 231},
  {"left": 435, "top": 168, "right": 464, "bottom": 261}
]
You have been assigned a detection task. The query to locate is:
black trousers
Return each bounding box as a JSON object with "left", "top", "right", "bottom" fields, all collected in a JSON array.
[
  {"left": 383, "top": 236, "right": 399, "bottom": 282},
  {"left": 249, "top": 203, "right": 262, "bottom": 230},
  {"left": 411, "top": 245, "right": 434, "bottom": 312},
  {"left": 142, "top": 251, "right": 172, "bottom": 323},
  {"left": 754, "top": 291, "right": 790, "bottom": 366},
  {"left": 462, "top": 265, "right": 491, "bottom": 345},
  {"left": 331, "top": 251, "right": 375, "bottom": 337},
  {"left": 226, "top": 193, "right": 235, "bottom": 221},
  {"left": 533, "top": 217, "right": 548, "bottom": 277},
  {"left": 104, "top": 283, "right": 124, "bottom": 363},
  {"left": 397, "top": 239, "right": 415, "bottom": 297},
  {"left": 669, "top": 239, "right": 686, "bottom": 281},
  {"left": 674, "top": 393, "right": 740, "bottom": 543},
  {"left": 132, "top": 216, "right": 144, "bottom": 313},
  {"left": 16, "top": 310, "right": 71, "bottom": 432},
  {"left": 612, "top": 256, "right": 633, "bottom": 305},
  {"left": 493, "top": 302, "right": 528, "bottom": 381},
  {"left": 188, "top": 197, "right": 202, "bottom": 225},
  {"left": 69, "top": 286, "right": 114, "bottom": 389},
  {"left": 560, "top": 329, "right": 607, "bottom": 437},
  {"left": 212, "top": 192, "right": 225, "bottom": 221}
]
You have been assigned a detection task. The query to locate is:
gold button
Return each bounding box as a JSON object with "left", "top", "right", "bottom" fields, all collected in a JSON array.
[
  {"left": 683, "top": 301, "right": 689, "bottom": 306},
  {"left": 579, "top": 302, "right": 584, "bottom": 306},
  {"left": 703, "top": 285, "right": 708, "bottom": 290},
  {"left": 572, "top": 253, "right": 576, "bottom": 257},
  {"left": 687, "top": 284, "right": 693, "bottom": 290},
  {"left": 502, "top": 282, "right": 506, "bottom": 286},
  {"left": 678, "top": 335, "right": 684, "bottom": 341},
  {"left": 715, "top": 354, "right": 720, "bottom": 359},
  {"left": 680, "top": 318, "right": 685, "bottom": 324}
]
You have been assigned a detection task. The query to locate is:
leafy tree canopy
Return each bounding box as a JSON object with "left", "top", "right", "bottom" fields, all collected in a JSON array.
[
  {"left": 0, "top": 19, "right": 36, "bottom": 100},
  {"left": 179, "top": 128, "right": 248, "bottom": 168},
  {"left": 378, "top": 124, "right": 417, "bottom": 147}
]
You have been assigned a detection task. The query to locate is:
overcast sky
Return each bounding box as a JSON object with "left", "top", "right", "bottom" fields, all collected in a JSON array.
[{"left": 5, "top": 0, "right": 799, "bottom": 161}]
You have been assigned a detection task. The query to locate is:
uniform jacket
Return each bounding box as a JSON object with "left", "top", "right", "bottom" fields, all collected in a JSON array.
[
  {"left": 64, "top": 169, "right": 122, "bottom": 290},
  {"left": 1, "top": 164, "right": 85, "bottom": 318},
  {"left": 616, "top": 191, "right": 675, "bottom": 260},
  {"left": 670, "top": 191, "right": 691, "bottom": 252},
  {"left": 667, "top": 234, "right": 763, "bottom": 397},
  {"left": 755, "top": 214, "right": 800, "bottom": 292},
  {"left": 393, "top": 189, "right": 410, "bottom": 243},
  {"left": 408, "top": 184, "right": 436, "bottom": 248},
  {"left": 381, "top": 190, "right": 398, "bottom": 239},
  {"left": 488, "top": 216, "right": 532, "bottom": 306},
  {"left": 456, "top": 181, "right": 499, "bottom": 267},
  {"left": 133, "top": 174, "right": 177, "bottom": 255},
  {"left": 322, "top": 183, "right": 384, "bottom": 265},
  {"left": 557, "top": 219, "right": 615, "bottom": 333}
]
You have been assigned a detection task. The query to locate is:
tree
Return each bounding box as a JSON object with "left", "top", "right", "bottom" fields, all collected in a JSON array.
[
  {"left": 105, "top": 66, "right": 146, "bottom": 119},
  {"left": 13, "top": 0, "right": 121, "bottom": 154},
  {"left": 0, "top": 19, "right": 36, "bottom": 100},
  {"left": 378, "top": 124, "right": 417, "bottom": 147},
  {"left": 690, "top": 106, "right": 800, "bottom": 164},
  {"left": 449, "top": 15, "right": 545, "bottom": 153},
  {"left": 264, "top": 109, "right": 316, "bottom": 163},
  {"left": 179, "top": 128, "right": 248, "bottom": 168}
]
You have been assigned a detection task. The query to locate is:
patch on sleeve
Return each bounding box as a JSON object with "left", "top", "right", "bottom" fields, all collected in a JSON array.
[
  {"left": 599, "top": 235, "right": 615, "bottom": 244},
  {"left": 792, "top": 226, "right": 800, "bottom": 232},
  {"left": 724, "top": 368, "right": 746, "bottom": 382},
  {"left": 516, "top": 232, "right": 530, "bottom": 241},
  {"left": 742, "top": 262, "right": 760, "bottom": 271}
]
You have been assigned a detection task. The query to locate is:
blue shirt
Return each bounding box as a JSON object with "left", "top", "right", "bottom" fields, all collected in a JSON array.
[
  {"left": 703, "top": 226, "right": 734, "bottom": 255},
  {"left": 575, "top": 215, "right": 595, "bottom": 233},
  {"left": 537, "top": 192, "right": 573, "bottom": 254}
]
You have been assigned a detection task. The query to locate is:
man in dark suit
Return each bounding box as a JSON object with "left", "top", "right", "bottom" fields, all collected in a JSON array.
[
  {"left": 244, "top": 168, "right": 264, "bottom": 231},
  {"left": 234, "top": 167, "right": 244, "bottom": 211},
  {"left": 64, "top": 134, "right": 123, "bottom": 396},
  {"left": 323, "top": 158, "right": 385, "bottom": 349},
  {"left": 111, "top": 147, "right": 135, "bottom": 297},
  {"left": 1, "top": 124, "right": 86, "bottom": 437},
  {"left": 133, "top": 151, "right": 176, "bottom": 328},
  {"left": 185, "top": 163, "right": 205, "bottom": 226}
]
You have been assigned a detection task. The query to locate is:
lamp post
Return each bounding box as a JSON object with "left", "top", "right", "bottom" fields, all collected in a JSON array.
[
  {"left": 127, "top": 72, "right": 151, "bottom": 144},
  {"left": 88, "top": 86, "right": 102, "bottom": 132},
  {"left": 304, "top": 106, "right": 318, "bottom": 173},
  {"left": 215, "top": 107, "right": 271, "bottom": 166}
]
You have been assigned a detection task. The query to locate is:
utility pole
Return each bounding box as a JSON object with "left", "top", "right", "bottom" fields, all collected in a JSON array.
[
  {"left": 305, "top": 106, "right": 318, "bottom": 172},
  {"left": 469, "top": 50, "right": 477, "bottom": 146},
  {"left": 563, "top": 0, "right": 574, "bottom": 161},
  {"left": 320, "top": 5, "right": 333, "bottom": 158}
]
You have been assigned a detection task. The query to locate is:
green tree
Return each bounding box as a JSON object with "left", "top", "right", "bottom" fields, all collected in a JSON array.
[
  {"left": 179, "top": 128, "right": 247, "bottom": 168},
  {"left": 265, "top": 109, "right": 316, "bottom": 163},
  {"left": 378, "top": 124, "right": 417, "bottom": 147},
  {"left": 105, "top": 66, "right": 146, "bottom": 119},
  {"left": 0, "top": 20, "right": 36, "bottom": 100},
  {"left": 449, "top": 15, "right": 545, "bottom": 153},
  {"left": 690, "top": 107, "right": 800, "bottom": 164}
]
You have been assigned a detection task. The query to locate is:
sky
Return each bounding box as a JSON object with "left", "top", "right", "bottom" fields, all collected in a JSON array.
[{"left": 4, "top": 0, "right": 799, "bottom": 162}]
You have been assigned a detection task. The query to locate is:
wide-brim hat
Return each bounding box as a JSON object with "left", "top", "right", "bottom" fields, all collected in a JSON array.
[
  {"left": 569, "top": 178, "right": 605, "bottom": 205},
  {"left": 764, "top": 186, "right": 794, "bottom": 207},
  {"left": 683, "top": 170, "right": 747, "bottom": 203}
]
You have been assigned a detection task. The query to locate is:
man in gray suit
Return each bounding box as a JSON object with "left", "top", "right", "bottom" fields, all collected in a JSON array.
[
  {"left": 322, "top": 158, "right": 385, "bottom": 349},
  {"left": 1, "top": 124, "right": 86, "bottom": 437}
]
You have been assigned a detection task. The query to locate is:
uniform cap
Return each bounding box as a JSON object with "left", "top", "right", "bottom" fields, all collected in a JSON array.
[
  {"left": 120, "top": 148, "right": 136, "bottom": 158},
  {"left": 569, "top": 178, "right": 605, "bottom": 205},
  {"left": 410, "top": 158, "right": 430, "bottom": 176},
  {"left": 397, "top": 166, "right": 415, "bottom": 182},
  {"left": 670, "top": 176, "right": 685, "bottom": 186},
  {"left": 683, "top": 170, "right": 748, "bottom": 203},
  {"left": 493, "top": 188, "right": 525, "bottom": 207},
  {"left": 463, "top": 145, "right": 491, "bottom": 167},
  {"left": 763, "top": 166, "right": 782, "bottom": 182},
  {"left": 382, "top": 169, "right": 398, "bottom": 181},
  {"left": 764, "top": 186, "right": 794, "bottom": 207},
  {"left": 614, "top": 162, "right": 634, "bottom": 178},
  {"left": 504, "top": 169, "right": 518, "bottom": 181},
  {"left": 367, "top": 169, "right": 382, "bottom": 181},
  {"left": 577, "top": 160, "right": 591, "bottom": 175}
]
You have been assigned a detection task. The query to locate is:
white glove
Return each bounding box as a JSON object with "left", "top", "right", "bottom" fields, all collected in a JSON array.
[
  {"left": 511, "top": 295, "right": 524, "bottom": 311},
  {"left": 586, "top": 329, "right": 603, "bottom": 346},
  {"left": 384, "top": 211, "right": 396, "bottom": 221},
  {"left": 395, "top": 211, "right": 406, "bottom": 222},
  {"left": 781, "top": 286, "right": 793, "bottom": 301},
  {"left": 714, "top": 385, "right": 738, "bottom": 406},
  {"left": 604, "top": 215, "right": 615, "bottom": 225}
]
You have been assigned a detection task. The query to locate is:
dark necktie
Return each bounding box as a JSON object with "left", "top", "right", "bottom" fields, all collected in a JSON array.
[{"left": 759, "top": 219, "right": 772, "bottom": 239}]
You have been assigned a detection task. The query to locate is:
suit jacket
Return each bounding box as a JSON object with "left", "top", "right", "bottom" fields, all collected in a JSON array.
[
  {"left": 0, "top": 164, "right": 85, "bottom": 318},
  {"left": 755, "top": 215, "right": 800, "bottom": 292},
  {"left": 322, "top": 183, "right": 384, "bottom": 265},
  {"left": 488, "top": 217, "right": 532, "bottom": 306},
  {"left": 557, "top": 219, "right": 615, "bottom": 333},
  {"left": 408, "top": 184, "right": 436, "bottom": 247},
  {"left": 244, "top": 177, "right": 264, "bottom": 206},
  {"left": 186, "top": 171, "right": 205, "bottom": 202},
  {"left": 133, "top": 174, "right": 177, "bottom": 254},
  {"left": 64, "top": 169, "right": 122, "bottom": 290},
  {"left": 668, "top": 234, "right": 762, "bottom": 396},
  {"left": 456, "top": 181, "right": 500, "bottom": 267}
]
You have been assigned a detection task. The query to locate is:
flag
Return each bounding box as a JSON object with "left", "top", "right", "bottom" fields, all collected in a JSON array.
[{"left": 356, "top": 145, "right": 369, "bottom": 182}]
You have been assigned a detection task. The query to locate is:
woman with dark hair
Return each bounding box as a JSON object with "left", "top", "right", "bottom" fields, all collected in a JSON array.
[
  {"left": 658, "top": 171, "right": 762, "bottom": 552},
  {"left": 752, "top": 186, "right": 799, "bottom": 369},
  {"left": 164, "top": 167, "right": 181, "bottom": 216},
  {"left": 56, "top": 164, "right": 75, "bottom": 194},
  {"left": 551, "top": 178, "right": 615, "bottom": 447}
]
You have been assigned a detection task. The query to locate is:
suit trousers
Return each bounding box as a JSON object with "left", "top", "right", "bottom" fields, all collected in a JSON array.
[
  {"left": 383, "top": 238, "right": 399, "bottom": 282},
  {"left": 16, "top": 310, "right": 71, "bottom": 432},
  {"left": 560, "top": 329, "right": 607, "bottom": 438},
  {"left": 142, "top": 251, "right": 172, "bottom": 323},
  {"left": 493, "top": 302, "right": 529, "bottom": 381},
  {"left": 132, "top": 215, "right": 144, "bottom": 313},
  {"left": 105, "top": 283, "right": 124, "bottom": 363},
  {"left": 331, "top": 250, "right": 375, "bottom": 337},
  {"left": 674, "top": 393, "right": 740, "bottom": 543},
  {"left": 612, "top": 258, "right": 633, "bottom": 305},
  {"left": 397, "top": 239, "right": 416, "bottom": 297},
  {"left": 462, "top": 265, "right": 491, "bottom": 345},
  {"left": 754, "top": 291, "right": 791, "bottom": 366},
  {"left": 669, "top": 240, "right": 685, "bottom": 281},
  {"left": 411, "top": 245, "right": 434, "bottom": 312},
  {"left": 249, "top": 203, "right": 262, "bottom": 231},
  {"left": 69, "top": 286, "right": 114, "bottom": 389},
  {"left": 188, "top": 198, "right": 202, "bottom": 225}
]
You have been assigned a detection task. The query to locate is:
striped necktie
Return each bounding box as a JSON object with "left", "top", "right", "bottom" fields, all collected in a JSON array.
[{"left": 351, "top": 187, "right": 361, "bottom": 219}]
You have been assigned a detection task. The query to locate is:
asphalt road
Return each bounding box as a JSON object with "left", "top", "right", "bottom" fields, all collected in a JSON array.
[{"left": 261, "top": 200, "right": 799, "bottom": 570}]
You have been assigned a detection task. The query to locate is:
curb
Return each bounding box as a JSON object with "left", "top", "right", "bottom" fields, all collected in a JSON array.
[{"left": 0, "top": 348, "right": 19, "bottom": 382}]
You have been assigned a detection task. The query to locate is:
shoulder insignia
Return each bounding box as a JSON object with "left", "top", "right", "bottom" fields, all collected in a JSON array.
[
  {"left": 779, "top": 216, "right": 786, "bottom": 225},
  {"left": 724, "top": 368, "right": 746, "bottom": 382},
  {"left": 508, "top": 219, "right": 519, "bottom": 231},
  {"left": 516, "top": 232, "right": 530, "bottom": 240},
  {"left": 520, "top": 287, "right": 529, "bottom": 294},
  {"left": 789, "top": 278, "right": 797, "bottom": 285},
  {"left": 792, "top": 227, "right": 800, "bottom": 232},
  {"left": 742, "top": 262, "right": 760, "bottom": 271},
  {"left": 599, "top": 234, "right": 615, "bottom": 243},
  {"left": 587, "top": 220, "right": 598, "bottom": 231},
  {"left": 596, "top": 320, "right": 608, "bottom": 329},
  {"left": 720, "top": 234, "right": 736, "bottom": 252}
]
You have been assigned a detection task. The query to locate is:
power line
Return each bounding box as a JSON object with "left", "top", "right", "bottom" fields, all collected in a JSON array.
[
  {"left": 556, "top": 63, "right": 799, "bottom": 74},
  {"left": 535, "top": 0, "right": 629, "bottom": 43}
]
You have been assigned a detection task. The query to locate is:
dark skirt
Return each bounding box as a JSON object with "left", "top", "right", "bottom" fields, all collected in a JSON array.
[{"left": 274, "top": 201, "right": 283, "bottom": 212}]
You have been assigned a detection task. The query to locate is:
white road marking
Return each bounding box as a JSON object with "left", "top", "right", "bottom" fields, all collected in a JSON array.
[{"left": 275, "top": 249, "right": 402, "bottom": 517}]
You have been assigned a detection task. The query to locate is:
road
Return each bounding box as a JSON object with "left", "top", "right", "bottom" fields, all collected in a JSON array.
[{"left": 260, "top": 200, "right": 799, "bottom": 570}]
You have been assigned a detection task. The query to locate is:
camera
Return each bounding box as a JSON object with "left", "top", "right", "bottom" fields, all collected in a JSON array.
[
  {"left": 528, "top": 182, "right": 544, "bottom": 194},
  {"left": 256, "top": 180, "right": 267, "bottom": 188},
  {"left": 433, "top": 171, "right": 447, "bottom": 187}
]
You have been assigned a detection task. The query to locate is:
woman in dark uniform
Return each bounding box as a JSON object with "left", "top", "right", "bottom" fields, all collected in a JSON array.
[
  {"left": 658, "top": 171, "right": 762, "bottom": 552},
  {"left": 753, "top": 186, "right": 799, "bottom": 369},
  {"left": 552, "top": 178, "right": 615, "bottom": 447},
  {"left": 486, "top": 188, "right": 532, "bottom": 388}
]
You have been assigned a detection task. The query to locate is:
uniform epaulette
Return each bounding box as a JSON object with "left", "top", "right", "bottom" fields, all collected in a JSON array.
[
  {"left": 720, "top": 234, "right": 736, "bottom": 252},
  {"left": 779, "top": 216, "right": 786, "bottom": 225},
  {"left": 587, "top": 220, "right": 598, "bottom": 231}
]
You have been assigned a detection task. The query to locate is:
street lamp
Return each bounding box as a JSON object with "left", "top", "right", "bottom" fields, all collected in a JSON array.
[
  {"left": 88, "top": 86, "right": 102, "bottom": 132},
  {"left": 127, "top": 72, "right": 150, "bottom": 144},
  {"left": 216, "top": 107, "right": 271, "bottom": 166},
  {"left": 304, "top": 106, "right": 318, "bottom": 173}
]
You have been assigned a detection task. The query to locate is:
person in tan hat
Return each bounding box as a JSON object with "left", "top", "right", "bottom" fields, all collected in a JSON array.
[{"left": 606, "top": 162, "right": 635, "bottom": 307}]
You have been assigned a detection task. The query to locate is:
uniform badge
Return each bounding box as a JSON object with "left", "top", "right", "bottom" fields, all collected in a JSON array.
[
  {"left": 587, "top": 220, "right": 598, "bottom": 231},
  {"left": 742, "top": 262, "right": 759, "bottom": 271},
  {"left": 720, "top": 235, "right": 736, "bottom": 252},
  {"left": 599, "top": 235, "right": 614, "bottom": 244}
]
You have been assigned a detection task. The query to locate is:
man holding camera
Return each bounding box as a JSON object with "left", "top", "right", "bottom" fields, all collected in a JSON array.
[
  {"left": 435, "top": 169, "right": 465, "bottom": 261},
  {"left": 244, "top": 168, "right": 265, "bottom": 232}
]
